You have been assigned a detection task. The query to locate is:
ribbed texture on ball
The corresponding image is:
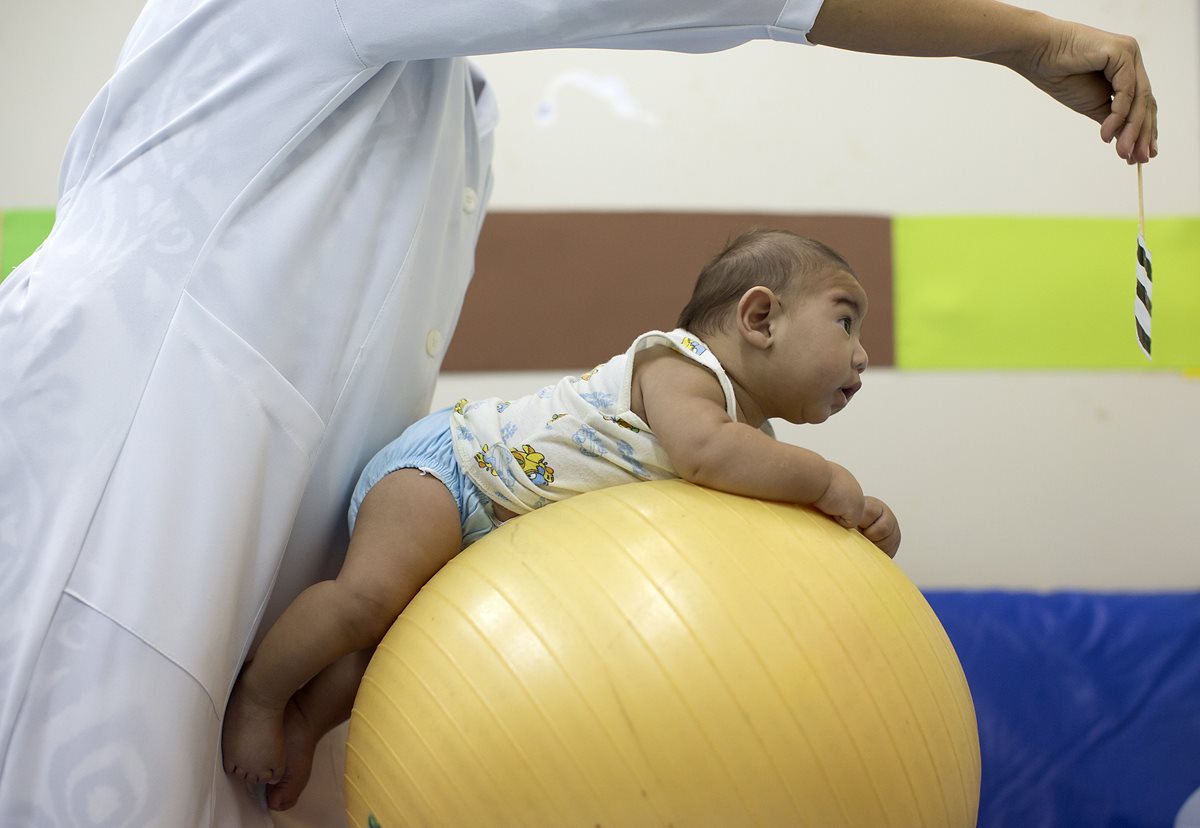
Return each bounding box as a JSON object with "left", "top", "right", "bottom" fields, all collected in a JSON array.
[{"left": 345, "top": 480, "right": 979, "bottom": 827}]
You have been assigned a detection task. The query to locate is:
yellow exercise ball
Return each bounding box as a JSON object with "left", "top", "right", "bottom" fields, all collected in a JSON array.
[{"left": 345, "top": 480, "right": 980, "bottom": 827}]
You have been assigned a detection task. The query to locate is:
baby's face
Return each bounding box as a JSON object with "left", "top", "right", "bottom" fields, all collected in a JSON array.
[{"left": 764, "top": 269, "right": 869, "bottom": 424}]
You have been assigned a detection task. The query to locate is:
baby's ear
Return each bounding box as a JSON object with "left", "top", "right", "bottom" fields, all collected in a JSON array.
[{"left": 735, "top": 286, "right": 778, "bottom": 349}]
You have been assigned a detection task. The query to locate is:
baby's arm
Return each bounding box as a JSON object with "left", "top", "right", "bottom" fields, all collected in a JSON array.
[{"left": 638, "top": 350, "right": 897, "bottom": 554}]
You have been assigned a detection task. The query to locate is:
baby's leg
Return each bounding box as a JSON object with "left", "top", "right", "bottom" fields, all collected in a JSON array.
[
  {"left": 266, "top": 649, "right": 373, "bottom": 811},
  {"left": 225, "top": 469, "right": 462, "bottom": 798},
  {"left": 223, "top": 667, "right": 290, "bottom": 784},
  {"left": 223, "top": 469, "right": 461, "bottom": 784}
]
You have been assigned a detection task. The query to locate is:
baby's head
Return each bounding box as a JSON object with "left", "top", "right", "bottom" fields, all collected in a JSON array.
[
  {"left": 678, "top": 229, "right": 857, "bottom": 336},
  {"left": 678, "top": 229, "right": 869, "bottom": 424}
]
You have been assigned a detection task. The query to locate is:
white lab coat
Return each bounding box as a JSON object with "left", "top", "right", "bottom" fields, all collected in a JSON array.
[{"left": 0, "top": 0, "right": 822, "bottom": 823}]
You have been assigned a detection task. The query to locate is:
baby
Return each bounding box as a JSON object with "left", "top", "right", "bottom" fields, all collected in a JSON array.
[{"left": 222, "top": 228, "right": 900, "bottom": 809}]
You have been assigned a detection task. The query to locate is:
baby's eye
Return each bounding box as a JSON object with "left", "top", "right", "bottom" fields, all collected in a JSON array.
[{"left": 839, "top": 317, "right": 852, "bottom": 333}]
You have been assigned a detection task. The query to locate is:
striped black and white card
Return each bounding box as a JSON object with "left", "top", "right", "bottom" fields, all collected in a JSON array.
[
  {"left": 1134, "top": 164, "right": 1152, "bottom": 361},
  {"left": 1134, "top": 232, "right": 1152, "bottom": 360}
]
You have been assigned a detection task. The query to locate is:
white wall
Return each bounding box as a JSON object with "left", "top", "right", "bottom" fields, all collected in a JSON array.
[
  {"left": 4, "top": 0, "right": 1196, "bottom": 213},
  {"left": 3, "top": 0, "right": 1198, "bottom": 591},
  {"left": 1, "top": 1, "right": 144, "bottom": 207},
  {"left": 431, "top": 370, "right": 1200, "bottom": 591},
  {"left": 474, "top": 27, "right": 1199, "bottom": 215}
]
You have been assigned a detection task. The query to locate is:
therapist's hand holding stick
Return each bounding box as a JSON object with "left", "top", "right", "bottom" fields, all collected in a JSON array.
[{"left": 808, "top": 0, "right": 1158, "bottom": 164}]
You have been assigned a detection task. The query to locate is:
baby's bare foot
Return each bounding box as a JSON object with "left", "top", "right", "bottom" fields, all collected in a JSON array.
[
  {"left": 222, "top": 682, "right": 287, "bottom": 785},
  {"left": 266, "top": 698, "right": 319, "bottom": 811}
]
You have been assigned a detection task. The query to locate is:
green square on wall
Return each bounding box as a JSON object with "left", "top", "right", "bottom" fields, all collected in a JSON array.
[
  {"left": 1, "top": 209, "right": 56, "bottom": 286},
  {"left": 893, "top": 216, "right": 1200, "bottom": 369}
]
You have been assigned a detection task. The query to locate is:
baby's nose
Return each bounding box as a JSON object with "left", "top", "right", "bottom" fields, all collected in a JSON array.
[{"left": 854, "top": 343, "right": 869, "bottom": 373}]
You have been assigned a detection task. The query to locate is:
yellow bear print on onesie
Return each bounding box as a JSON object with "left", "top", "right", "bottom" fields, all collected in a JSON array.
[
  {"left": 474, "top": 443, "right": 555, "bottom": 486},
  {"left": 473, "top": 445, "right": 498, "bottom": 476},
  {"left": 510, "top": 444, "right": 555, "bottom": 486}
]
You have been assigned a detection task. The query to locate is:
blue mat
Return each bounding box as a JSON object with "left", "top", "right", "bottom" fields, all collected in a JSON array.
[{"left": 926, "top": 591, "right": 1200, "bottom": 828}]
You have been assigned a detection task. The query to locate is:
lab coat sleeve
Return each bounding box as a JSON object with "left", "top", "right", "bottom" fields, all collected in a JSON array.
[{"left": 336, "top": 0, "right": 825, "bottom": 67}]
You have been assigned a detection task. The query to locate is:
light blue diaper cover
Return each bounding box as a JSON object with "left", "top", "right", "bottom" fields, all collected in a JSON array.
[{"left": 348, "top": 407, "right": 496, "bottom": 547}]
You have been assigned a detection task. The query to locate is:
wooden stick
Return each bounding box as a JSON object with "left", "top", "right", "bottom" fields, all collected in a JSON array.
[{"left": 1137, "top": 163, "right": 1146, "bottom": 238}]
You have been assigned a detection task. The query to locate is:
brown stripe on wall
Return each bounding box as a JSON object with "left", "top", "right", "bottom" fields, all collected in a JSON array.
[{"left": 443, "top": 212, "right": 893, "bottom": 371}]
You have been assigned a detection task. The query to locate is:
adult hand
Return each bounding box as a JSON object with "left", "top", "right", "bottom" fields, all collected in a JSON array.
[
  {"left": 807, "top": 0, "right": 1158, "bottom": 164},
  {"left": 1004, "top": 18, "right": 1157, "bottom": 164},
  {"left": 858, "top": 496, "right": 901, "bottom": 558}
]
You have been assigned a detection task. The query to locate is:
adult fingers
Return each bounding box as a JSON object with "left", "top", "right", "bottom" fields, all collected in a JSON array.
[
  {"left": 1132, "top": 58, "right": 1158, "bottom": 162},
  {"left": 1099, "top": 39, "right": 1137, "bottom": 144},
  {"left": 1104, "top": 37, "right": 1156, "bottom": 163},
  {"left": 1116, "top": 66, "right": 1153, "bottom": 162}
]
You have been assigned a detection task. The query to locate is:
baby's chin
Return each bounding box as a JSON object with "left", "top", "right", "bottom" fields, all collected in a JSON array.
[
  {"left": 819, "top": 398, "right": 849, "bottom": 421},
  {"left": 787, "top": 409, "right": 833, "bottom": 425},
  {"left": 778, "top": 398, "right": 844, "bottom": 424}
]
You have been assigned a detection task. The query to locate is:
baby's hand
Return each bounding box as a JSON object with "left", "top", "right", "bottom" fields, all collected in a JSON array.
[
  {"left": 813, "top": 462, "right": 865, "bottom": 530},
  {"left": 859, "top": 496, "right": 901, "bottom": 558}
]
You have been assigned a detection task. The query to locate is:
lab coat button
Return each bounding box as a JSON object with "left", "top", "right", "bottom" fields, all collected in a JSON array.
[
  {"left": 462, "top": 187, "right": 478, "bottom": 214},
  {"left": 425, "top": 329, "right": 444, "bottom": 357}
]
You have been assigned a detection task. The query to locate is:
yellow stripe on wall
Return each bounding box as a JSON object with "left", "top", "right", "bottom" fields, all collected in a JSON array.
[{"left": 894, "top": 216, "right": 1200, "bottom": 369}]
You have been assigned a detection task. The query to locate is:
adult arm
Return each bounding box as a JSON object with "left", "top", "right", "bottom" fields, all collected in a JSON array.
[
  {"left": 338, "top": 0, "right": 825, "bottom": 65},
  {"left": 807, "top": 0, "right": 1157, "bottom": 163},
  {"left": 342, "top": 0, "right": 1155, "bottom": 161}
]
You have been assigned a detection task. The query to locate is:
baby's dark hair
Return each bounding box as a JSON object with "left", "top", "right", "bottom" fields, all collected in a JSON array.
[{"left": 677, "top": 229, "right": 855, "bottom": 337}]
